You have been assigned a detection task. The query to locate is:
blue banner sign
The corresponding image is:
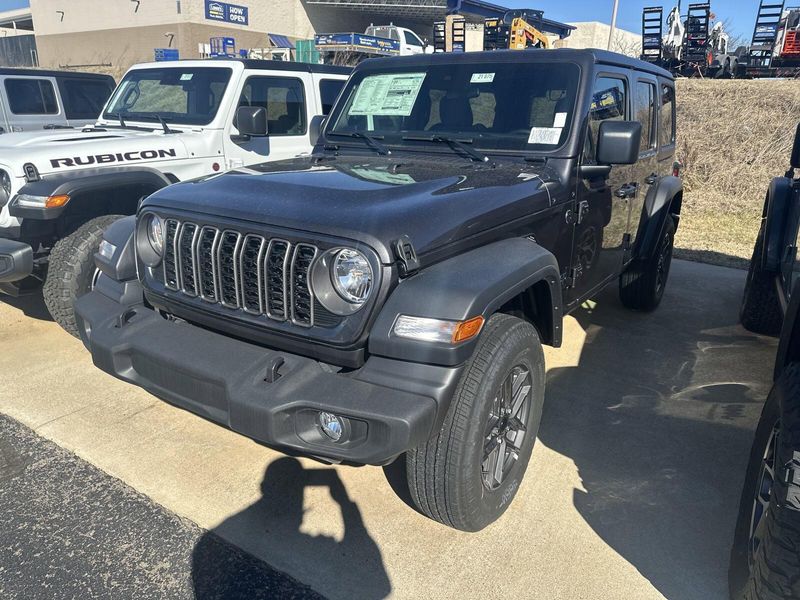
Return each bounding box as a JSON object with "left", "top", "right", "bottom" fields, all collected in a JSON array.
[{"left": 205, "top": 1, "right": 249, "bottom": 26}]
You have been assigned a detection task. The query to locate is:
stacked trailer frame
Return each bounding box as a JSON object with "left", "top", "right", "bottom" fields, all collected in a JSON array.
[{"left": 641, "top": 6, "right": 665, "bottom": 65}]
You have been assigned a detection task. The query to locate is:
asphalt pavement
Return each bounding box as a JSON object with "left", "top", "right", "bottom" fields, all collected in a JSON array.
[{"left": 0, "top": 259, "right": 780, "bottom": 599}]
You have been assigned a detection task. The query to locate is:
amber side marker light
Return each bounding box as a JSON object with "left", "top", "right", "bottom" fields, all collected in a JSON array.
[
  {"left": 45, "top": 194, "right": 70, "bottom": 209},
  {"left": 452, "top": 315, "right": 485, "bottom": 343}
]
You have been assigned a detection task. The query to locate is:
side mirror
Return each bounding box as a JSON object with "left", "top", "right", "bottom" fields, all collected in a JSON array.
[
  {"left": 596, "top": 120, "right": 642, "bottom": 166},
  {"left": 791, "top": 122, "right": 800, "bottom": 169},
  {"left": 235, "top": 106, "right": 268, "bottom": 138},
  {"left": 309, "top": 114, "right": 326, "bottom": 145}
]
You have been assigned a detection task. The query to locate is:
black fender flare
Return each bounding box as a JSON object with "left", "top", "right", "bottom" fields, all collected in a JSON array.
[
  {"left": 369, "top": 237, "right": 562, "bottom": 367},
  {"left": 94, "top": 215, "right": 137, "bottom": 282},
  {"left": 762, "top": 176, "right": 794, "bottom": 272},
  {"left": 632, "top": 175, "right": 682, "bottom": 261},
  {"left": 9, "top": 166, "right": 173, "bottom": 220},
  {"left": 775, "top": 277, "right": 800, "bottom": 380}
]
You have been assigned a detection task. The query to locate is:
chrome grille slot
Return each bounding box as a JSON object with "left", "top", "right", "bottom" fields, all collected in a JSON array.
[
  {"left": 178, "top": 223, "right": 199, "bottom": 296},
  {"left": 197, "top": 226, "right": 219, "bottom": 302},
  {"left": 163, "top": 219, "right": 180, "bottom": 290},
  {"left": 240, "top": 235, "right": 265, "bottom": 314},
  {"left": 217, "top": 230, "right": 242, "bottom": 308},
  {"left": 291, "top": 244, "right": 317, "bottom": 327},
  {"left": 265, "top": 240, "right": 291, "bottom": 320}
]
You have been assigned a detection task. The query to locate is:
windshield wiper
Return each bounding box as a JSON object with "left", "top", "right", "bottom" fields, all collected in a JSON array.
[
  {"left": 403, "top": 135, "right": 488, "bottom": 163},
  {"left": 156, "top": 115, "right": 177, "bottom": 134},
  {"left": 328, "top": 131, "right": 391, "bottom": 156}
]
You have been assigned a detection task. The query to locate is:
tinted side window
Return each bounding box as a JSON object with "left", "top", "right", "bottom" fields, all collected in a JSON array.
[
  {"left": 585, "top": 76, "right": 627, "bottom": 163},
  {"left": 404, "top": 31, "right": 423, "bottom": 46},
  {"left": 659, "top": 83, "right": 676, "bottom": 148},
  {"left": 319, "top": 79, "right": 344, "bottom": 115},
  {"left": 60, "top": 79, "right": 114, "bottom": 120},
  {"left": 239, "top": 76, "right": 306, "bottom": 135},
  {"left": 5, "top": 78, "right": 58, "bottom": 115},
  {"left": 635, "top": 81, "right": 656, "bottom": 152}
]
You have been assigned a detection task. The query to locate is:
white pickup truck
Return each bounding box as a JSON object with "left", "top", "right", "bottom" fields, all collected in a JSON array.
[{"left": 0, "top": 58, "right": 350, "bottom": 335}]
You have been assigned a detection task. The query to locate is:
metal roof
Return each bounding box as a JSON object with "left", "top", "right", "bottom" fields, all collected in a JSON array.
[{"left": 304, "top": 0, "right": 574, "bottom": 36}]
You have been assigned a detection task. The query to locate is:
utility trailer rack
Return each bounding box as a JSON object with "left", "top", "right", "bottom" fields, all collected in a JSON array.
[
  {"left": 641, "top": 6, "right": 665, "bottom": 64},
  {"left": 683, "top": 3, "right": 711, "bottom": 67}
]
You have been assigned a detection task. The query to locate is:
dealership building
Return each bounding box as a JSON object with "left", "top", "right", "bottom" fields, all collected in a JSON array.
[{"left": 0, "top": 0, "right": 637, "bottom": 74}]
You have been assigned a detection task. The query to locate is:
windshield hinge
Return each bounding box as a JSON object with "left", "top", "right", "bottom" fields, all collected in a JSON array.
[{"left": 394, "top": 235, "right": 420, "bottom": 277}]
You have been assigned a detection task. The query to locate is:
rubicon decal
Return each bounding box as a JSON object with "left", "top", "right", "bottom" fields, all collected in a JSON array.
[{"left": 50, "top": 149, "right": 178, "bottom": 168}]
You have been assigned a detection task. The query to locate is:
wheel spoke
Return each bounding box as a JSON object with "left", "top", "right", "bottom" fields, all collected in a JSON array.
[
  {"left": 493, "top": 438, "right": 506, "bottom": 485},
  {"left": 484, "top": 435, "right": 501, "bottom": 457},
  {"left": 510, "top": 383, "right": 530, "bottom": 420}
]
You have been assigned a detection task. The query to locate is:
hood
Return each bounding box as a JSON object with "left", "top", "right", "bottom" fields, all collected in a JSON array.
[
  {"left": 0, "top": 127, "right": 191, "bottom": 177},
  {"left": 143, "top": 155, "right": 564, "bottom": 264}
]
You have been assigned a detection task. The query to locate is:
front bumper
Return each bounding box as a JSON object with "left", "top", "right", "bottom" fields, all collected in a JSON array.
[
  {"left": 74, "top": 278, "right": 463, "bottom": 465},
  {"left": 0, "top": 237, "right": 33, "bottom": 284}
]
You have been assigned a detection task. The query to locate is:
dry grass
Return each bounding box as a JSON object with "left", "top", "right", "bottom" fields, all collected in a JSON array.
[{"left": 674, "top": 78, "right": 800, "bottom": 268}]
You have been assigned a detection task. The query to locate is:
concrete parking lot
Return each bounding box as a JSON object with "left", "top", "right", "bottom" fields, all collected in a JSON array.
[{"left": 0, "top": 259, "right": 779, "bottom": 600}]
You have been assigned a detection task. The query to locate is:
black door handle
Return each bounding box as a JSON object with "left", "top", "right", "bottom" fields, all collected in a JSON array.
[
  {"left": 645, "top": 173, "right": 658, "bottom": 185},
  {"left": 615, "top": 183, "right": 638, "bottom": 199}
]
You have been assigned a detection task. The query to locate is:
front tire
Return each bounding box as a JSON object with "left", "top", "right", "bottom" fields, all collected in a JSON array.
[
  {"left": 43, "top": 214, "right": 123, "bottom": 337},
  {"left": 619, "top": 216, "right": 675, "bottom": 311},
  {"left": 406, "top": 313, "right": 545, "bottom": 532},
  {"left": 729, "top": 363, "right": 800, "bottom": 600},
  {"left": 740, "top": 226, "right": 782, "bottom": 336}
]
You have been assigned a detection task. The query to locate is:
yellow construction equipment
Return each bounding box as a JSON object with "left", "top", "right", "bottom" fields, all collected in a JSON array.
[{"left": 484, "top": 10, "right": 550, "bottom": 51}]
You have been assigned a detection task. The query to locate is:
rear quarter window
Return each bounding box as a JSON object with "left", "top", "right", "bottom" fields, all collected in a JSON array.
[
  {"left": 5, "top": 78, "right": 59, "bottom": 115},
  {"left": 59, "top": 78, "right": 115, "bottom": 120},
  {"left": 659, "top": 83, "right": 676, "bottom": 148}
]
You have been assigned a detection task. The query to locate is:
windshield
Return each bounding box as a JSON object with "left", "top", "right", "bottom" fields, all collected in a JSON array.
[
  {"left": 103, "top": 67, "right": 232, "bottom": 126},
  {"left": 328, "top": 61, "right": 580, "bottom": 154}
]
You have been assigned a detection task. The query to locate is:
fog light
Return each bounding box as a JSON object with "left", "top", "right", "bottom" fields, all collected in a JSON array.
[{"left": 318, "top": 411, "right": 345, "bottom": 442}]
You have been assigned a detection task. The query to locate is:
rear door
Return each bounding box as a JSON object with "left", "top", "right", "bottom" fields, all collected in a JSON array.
[
  {"left": 628, "top": 74, "right": 660, "bottom": 262},
  {"left": 223, "top": 71, "right": 314, "bottom": 168},
  {"left": 569, "top": 70, "right": 636, "bottom": 304},
  {"left": 2, "top": 76, "right": 67, "bottom": 131}
]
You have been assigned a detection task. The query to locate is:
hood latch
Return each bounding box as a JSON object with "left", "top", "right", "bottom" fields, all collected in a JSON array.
[{"left": 394, "top": 235, "right": 420, "bottom": 277}]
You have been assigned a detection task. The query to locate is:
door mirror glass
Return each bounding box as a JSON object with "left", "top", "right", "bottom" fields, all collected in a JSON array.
[
  {"left": 791, "top": 122, "right": 800, "bottom": 169},
  {"left": 309, "top": 114, "right": 325, "bottom": 145},
  {"left": 235, "top": 105, "right": 268, "bottom": 137},
  {"left": 596, "top": 120, "right": 642, "bottom": 165}
]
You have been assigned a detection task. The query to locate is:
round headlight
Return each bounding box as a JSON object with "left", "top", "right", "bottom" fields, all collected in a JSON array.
[
  {"left": 147, "top": 214, "right": 164, "bottom": 256},
  {"left": 332, "top": 249, "right": 372, "bottom": 304}
]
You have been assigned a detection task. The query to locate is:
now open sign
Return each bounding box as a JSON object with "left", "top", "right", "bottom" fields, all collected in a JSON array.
[{"left": 205, "top": 1, "right": 249, "bottom": 26}]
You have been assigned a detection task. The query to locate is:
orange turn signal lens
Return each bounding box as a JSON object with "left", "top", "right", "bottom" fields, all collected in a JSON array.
[
  {"left": 45, "top": 194, "right": 70, "bottom": 209},
  {"left": 452, "top": 316, "right": 485, "bottom": 343}
]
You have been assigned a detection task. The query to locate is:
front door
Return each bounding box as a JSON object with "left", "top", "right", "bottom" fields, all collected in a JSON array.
[
  {"left": 568, "top": 73, "right": 636, "bottom": 304},
  {"left": 223, "top": 73, "right": 314, "bottom": 169}
]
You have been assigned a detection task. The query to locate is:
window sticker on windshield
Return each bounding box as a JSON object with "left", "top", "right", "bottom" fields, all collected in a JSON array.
[
  {"left": 528, "top": 127, "right": 562, "bottom": 145},
  {"left": 470, "top": 72, "right": 495, "bottom": 84},
  {"left": 180, "top": 73, "right": 193, "bottom": 81},
  {"left": 553, "top": 112, "right": 568, "bottom": 128},
  {"left": 350, "top": 73, "right": 426, "bottom": 117}
]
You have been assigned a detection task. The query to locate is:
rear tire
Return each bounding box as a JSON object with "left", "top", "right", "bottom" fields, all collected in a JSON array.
[
  {"left": 406, "top": 313, "right": 545, "bottom": 532},
  {"left": 729, "top": 363, "right": 800, "bottom": 600},
  {"left": 619, "top": 216, "right": 675, "bottom": 311},
  {"left": 43, "top": 214, "right": 123, "bottom": 337},
  {"left": 740, "top": 226, "right": 782, "bottom": 336}
]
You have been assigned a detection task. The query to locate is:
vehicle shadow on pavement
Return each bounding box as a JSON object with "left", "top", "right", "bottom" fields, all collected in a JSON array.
[
  {"left": 0, "top": 293, "right": 52, "bottom": 322},
  {"left": 191, "top": 456, "right": 391, "bottom": 600},
  {"left": 539, "top": 264, "right": 776, "bottom": 600}
]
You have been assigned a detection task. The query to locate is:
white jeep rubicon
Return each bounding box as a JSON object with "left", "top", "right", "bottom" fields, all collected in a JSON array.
[{"left": 0, "top": 58, "right": 349, "bottom": 335}]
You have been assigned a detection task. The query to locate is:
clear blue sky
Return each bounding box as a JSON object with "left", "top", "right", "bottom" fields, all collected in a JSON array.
[{"left": 0, "top": 0, "right": 756, "bottom": 40}]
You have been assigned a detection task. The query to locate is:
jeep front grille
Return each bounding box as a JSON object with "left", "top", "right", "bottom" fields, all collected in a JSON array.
[{"left": 163, "top": 220, "right": 320, "bottom": 327}]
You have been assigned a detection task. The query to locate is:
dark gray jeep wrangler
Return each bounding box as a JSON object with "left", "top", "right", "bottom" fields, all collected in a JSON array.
[{"left": 75, "top": 49, "right": 682, "bottom": 531}]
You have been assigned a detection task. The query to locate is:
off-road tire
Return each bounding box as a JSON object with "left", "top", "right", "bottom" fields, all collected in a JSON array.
[
  {"left": 619, "top": 216, "right": 675, "bottom": 311},
  {"left": 43, "top": 214, "right": 123, "bottom": 337},
  {"left": 740, "top": 227, "right": 782, "bottom": 336},
  {"left": 729, "top": 363, "right": 800, "bottom": 600},
  {"left": 406, "top": 313, "right": 545, "bottom": 532}
]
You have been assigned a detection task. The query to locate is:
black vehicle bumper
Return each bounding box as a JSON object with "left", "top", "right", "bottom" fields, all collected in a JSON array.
[
  {"left": 74, "top": 279, "right": 463, "bottom": 465},
  {"left": 0, "top": 238, "right": 33, "bottom": 285}
]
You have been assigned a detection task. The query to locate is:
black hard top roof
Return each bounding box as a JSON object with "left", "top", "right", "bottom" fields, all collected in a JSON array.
[
  {"left": 216, "top": 58, "right": 351, "bottom": 75},
  {"left": 0, "top": 67, "right": 114, "bottom": 80},
  {"left": 356, "top": 48, "right": 674, "bottom": 80}
]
